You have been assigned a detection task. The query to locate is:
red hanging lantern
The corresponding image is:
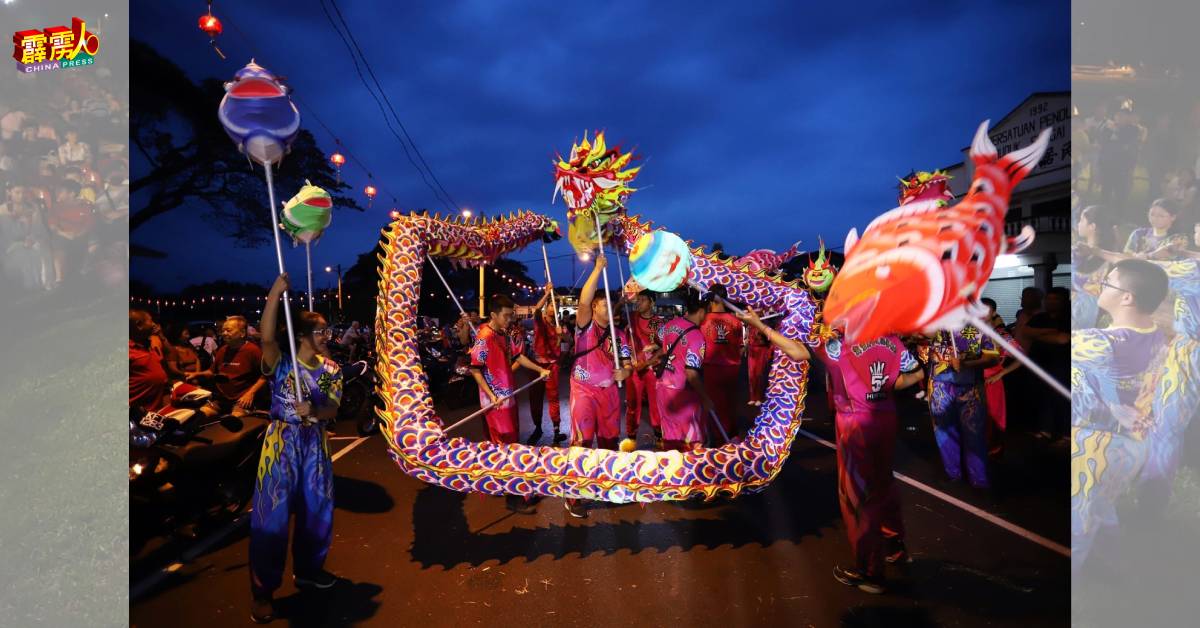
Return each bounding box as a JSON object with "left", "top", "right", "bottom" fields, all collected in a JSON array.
[
  {"left": 330, "top": 152, "right": 345, "bottom": 183},
  {"left": 364, "top": 184, "right": 377, "bottom": 207},
  {"left": 198, "top": 14, "right": 222, "bottom": 36},
  {"left": 198, "top": 2, "right": 225, "bottom": 59}
]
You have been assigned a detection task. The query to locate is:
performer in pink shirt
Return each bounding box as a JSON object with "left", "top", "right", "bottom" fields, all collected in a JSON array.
[
  {"left": 565, "top": 255, "right": 632, "bottom": 518},
  {"left": 468, "top": 294, "right": 550, "bottom": 514},
  {"left": 653, "top": 290, "right": 715, "bottom": 451},
  {"left": 747, "top": 323, "right": 774, "bottom": 406},
  {"left": 528, "top": 284, "right": 567, "bottom": 444},
  {"left": 626, "top": 289, "right": 667, "bottom": 444},
  {"left": 701, "top": 283, "right": 745, "bottom": 439},
  {"left": 739, "top": 308, "right": 923, "bottom": 595}
]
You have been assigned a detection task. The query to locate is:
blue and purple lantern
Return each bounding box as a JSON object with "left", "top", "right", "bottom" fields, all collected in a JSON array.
[{"left": 217, "top": 60, "right": 301, "bottom": 166}]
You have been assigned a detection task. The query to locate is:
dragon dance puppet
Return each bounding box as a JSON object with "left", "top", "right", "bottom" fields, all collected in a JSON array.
[
  {"left": 553, "top": 130, "right": 641, "bottom": 255},
  {"left": 374, "top": 208, "right": 822, "bottom": 502},
  {"left": 369, "top": 121, "right": 1051, "bottom": 503}
]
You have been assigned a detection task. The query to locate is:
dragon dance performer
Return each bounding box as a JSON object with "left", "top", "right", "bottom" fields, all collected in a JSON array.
[
  {"left": 250, "top": 274, "right": 343, "bottom": 624},
  {"left": 1082, "top": 232, "right": 1200, "bottom": 520},
  {"left": 926, "top": 325, "right": 1000, "bottom": 489},
  {"left": 701, "top": 283, "right": 745, "bottom": 440},
  {"left": 738, "top": 307, "right": 922, "bottom": 594},
  {"left": 566, "top": 254, "right": 633, "bottom": 518},
  {"left": 979, "top": 298, "right": 1013, "bottom": 460},
  {"left": 747, "top": 322, "right": 773, "bottom": 407},
  {"left": 652, "top": 290, "right": 714, "bottom": 452},
  {"left": 468, "top": 293, "right": 551, "bottom": 514},
  {"left": 528, "top": 284, "right": 567, "bottom": 445},
  {"left": 1071, "top": 259, "right": 1169, "bottom": 572},
  {"left": 626, "top": 289, "right": 667, "bottom": 445}
]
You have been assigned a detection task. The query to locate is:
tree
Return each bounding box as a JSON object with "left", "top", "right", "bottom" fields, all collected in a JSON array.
[{"left": 130, "top": 40, "right": 361, "bottom": 248}]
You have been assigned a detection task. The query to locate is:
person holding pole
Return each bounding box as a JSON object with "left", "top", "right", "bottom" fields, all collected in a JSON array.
[
  {"left": 250, "top": 273, "right": 344, "bottom": 624},
  {"left": 528, "top": 283, "right": 567, "bottom": 445},
  {"left": 566, "top": 254, "right": 633, "bottom": 518},
  {"left": 651, "top": 289, "right": 714, "bottom": 452},
  {"left": 738, "top": 307, "right": 922, "bottom": 595},
  {"left": 626, "top": 289, "right": 667, "bottom": 446},
  {"left": 468, "top": 293, "right": 550, "bottom": 514},
  {"left": 701, "top": 283, "right": 745, "bottom": 440}
]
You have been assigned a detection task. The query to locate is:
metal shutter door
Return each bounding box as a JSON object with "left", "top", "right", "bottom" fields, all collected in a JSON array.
[{"left": 981, "top": 276, "right": 1034, "bottom": 323}]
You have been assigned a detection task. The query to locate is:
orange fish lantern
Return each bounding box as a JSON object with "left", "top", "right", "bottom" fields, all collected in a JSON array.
[{"left": 824, "top": 120, "right": 1050, "bottom": 344}]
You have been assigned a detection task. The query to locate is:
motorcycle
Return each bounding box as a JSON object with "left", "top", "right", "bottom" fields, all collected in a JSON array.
[
  {"left": 130, "top": 382, "right": 269, "bottom": 547},
  {"left": 327, "top": 339, "right": 381, "bottom": 436}
]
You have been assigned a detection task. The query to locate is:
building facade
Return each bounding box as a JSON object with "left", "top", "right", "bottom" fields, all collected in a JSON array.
[{"left": 942, "top": 91, "right": 1072, "bottom": 322}]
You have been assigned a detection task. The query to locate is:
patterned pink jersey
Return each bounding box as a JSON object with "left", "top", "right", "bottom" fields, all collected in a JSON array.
[
  {"left": 812, "top": 334, "right": 919, "bottom": 416},
  {"left": 656, "top": 317, "right": 706, "bottom": 390},
  {"left": 571, "top": 321, "right": 632, "bottom": 389},
  {"left": 469, "top": 324, "right": 517, "bottom": 409}
]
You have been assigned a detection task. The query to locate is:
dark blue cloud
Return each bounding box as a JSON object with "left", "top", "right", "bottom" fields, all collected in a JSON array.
[{"left": 130, "top": 0, "right": 1068, "bottom": 292}]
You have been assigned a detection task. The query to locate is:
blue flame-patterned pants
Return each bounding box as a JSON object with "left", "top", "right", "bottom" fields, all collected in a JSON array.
[
  {"left": 249, "top": 421, "right": 334, "bottom": 597},
  {"left": 929, "top": 380, "right": 989, "bottom": 488}
]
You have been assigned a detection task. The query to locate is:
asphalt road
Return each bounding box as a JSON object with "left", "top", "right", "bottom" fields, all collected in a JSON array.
[{"left": 131, "top": 365, "right": 1069, "bottom": 627}]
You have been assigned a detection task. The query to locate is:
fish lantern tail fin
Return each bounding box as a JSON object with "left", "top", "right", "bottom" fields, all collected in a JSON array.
[
  {"left": 844, "top": 228, "right": 859, "bottom": 254},
  {"left": 997, "top": 127, "right": 1052, "bottom": 189},
  {"left": 969, "top": 120, "right": 998, "bottom": 166},
  {"left": 1005, "top": 225, "right": 1036, "bottom": 255}
]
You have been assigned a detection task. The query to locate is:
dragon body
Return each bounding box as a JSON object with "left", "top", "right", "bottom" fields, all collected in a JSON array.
[{"left": 374, "top": 211, "right": 820, "bottom": 502}]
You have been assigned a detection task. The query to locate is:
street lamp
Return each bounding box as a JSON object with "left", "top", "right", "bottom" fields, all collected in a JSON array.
[
  {"left": 463, "top": 208, "right": 486, "bottom": 316},
  {"left": 325, "top": 264, "right": 343, "bottom": 320}
]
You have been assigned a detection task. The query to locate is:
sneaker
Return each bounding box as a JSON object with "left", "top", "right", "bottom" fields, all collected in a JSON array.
[
  {"left": 832, "top": 565, "right": 885, "bottom": 594},
  {"left": 553, "top": 431, "right": 568, "bottom": 444},
  {"left": 505, "top": 495, "right": 537, "bottom": 514},
  {"left": 294, "top": 569, "right": 340, "bottom": 590},
  {"left": 564, "top": 499, "right": 588, "bottom": 519},
  {"left": 250, "top": 595, "right": 275, "bottom": 624},
  {"left": 885, "top": 539, "right": 912, "bottom": 564}
]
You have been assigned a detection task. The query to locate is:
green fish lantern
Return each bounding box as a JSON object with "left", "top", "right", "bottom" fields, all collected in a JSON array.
[{"left": 280, "top": 180, "right": 333, "bottom": 244}]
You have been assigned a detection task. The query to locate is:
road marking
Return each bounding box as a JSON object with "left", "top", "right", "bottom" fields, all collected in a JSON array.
[
  {"left": 131, "top": 434, "right": 373, "bottom": 601},
  {"left": 796, "top": 427, "right": 1070, "bottom": 558},
  {"left": 332, "top": 436, "right": 369, "bottom": 461}
]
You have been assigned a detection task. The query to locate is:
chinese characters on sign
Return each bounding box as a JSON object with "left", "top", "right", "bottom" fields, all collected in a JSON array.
[{"left": 12, "top": 17, "right": 100, "bottom": 74}]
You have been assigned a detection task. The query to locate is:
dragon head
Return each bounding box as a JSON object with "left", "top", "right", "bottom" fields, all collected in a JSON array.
[
  {"left": 897, "top": 170, "right": 953, "bottom": 207},
  {"left": 803, "top": 237, "right": 837, "bottom": 295},
  {"left": 553, "top": 130, "right": 640, "bottom": 254}
]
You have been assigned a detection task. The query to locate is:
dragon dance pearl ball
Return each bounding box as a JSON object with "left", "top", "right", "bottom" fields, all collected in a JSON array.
[
  {"left": 629, "top": 230, "right": 692, "bottom": 292},
  {"left": 619, "top": 438, "right": 637, "bottom": 453}
]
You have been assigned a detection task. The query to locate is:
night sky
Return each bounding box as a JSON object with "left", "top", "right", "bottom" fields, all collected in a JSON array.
[{"left": 130, "top": 0, "right": 1069, "bottom": 294}]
